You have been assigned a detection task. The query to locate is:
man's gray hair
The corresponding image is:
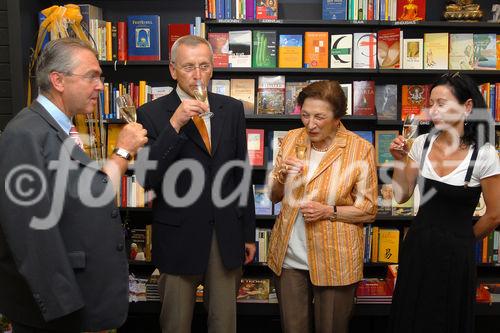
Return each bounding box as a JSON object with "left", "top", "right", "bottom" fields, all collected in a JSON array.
[
  {"left": 170, "top": 35, "right": 213, "bottom": 64},
  {"left": 36, "top": 37, "right": 97, "bottom": 93}
]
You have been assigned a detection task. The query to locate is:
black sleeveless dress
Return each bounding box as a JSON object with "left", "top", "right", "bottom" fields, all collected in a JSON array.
[{"left": 388, "top": 135, "right": 481, "bottom": 333}]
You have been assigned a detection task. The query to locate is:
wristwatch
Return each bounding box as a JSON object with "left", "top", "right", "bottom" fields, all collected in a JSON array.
[
  {"left": 328, "top": 205, "right": 337, "bottom": 222},
  {"left": 112, "top": 147, "right": 132, "bottom": 161}
]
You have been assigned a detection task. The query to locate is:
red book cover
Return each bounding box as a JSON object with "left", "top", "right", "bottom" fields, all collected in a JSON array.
[
  {"left": 356, "top": 279, "right": 393, "bottom": 298},
  {"left": 256, "top": 0, "right": 278, "bottom": 20},
  {"left": 208, "top": 32, "right": 229, "bottom": 68},
  {"left": 121, "top": 176, "right": 127, "bottom": 207},
  {"left": 401, "top": 84, "right": 430, "bottom": 120},
  {"left": 397, "top": 0, "right": 426, "bottom": 21},
  {"left": 353, "top": 81, "right": 375, "bottom": 116},
  {"left": 117, "top": 21, "right": 127, "bottom": 61},
  {"left": 246, "top": 129, "right": 265, "bottom": 166},
  {"left": 168, "top": 24, "right": 191, "bottom": 59},
  {"left": 377, "top": 28, "right": 401, "bottom": 69}
]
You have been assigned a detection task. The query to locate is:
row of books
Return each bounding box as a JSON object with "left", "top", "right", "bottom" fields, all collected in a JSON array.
[
  {"left": 477, "top": 230, "right": 500, "bottom": 265},
  {"left": 116, "top": 174, "right": 154, "bottom": 208},
  {"left": 128, "top": 226, "right": 153, "bottom": 262},
  {"left": 363, "top": 225, "right": 401, "bottom": 264},
  {"left": 208, "top": 30, "right": 500, "bottom": 70},
  {"left": 204, "top": 0, "right": 427, "bottom": 21},
  {"left": 254, "top": 227, "right": 271, "bottom": 263}
]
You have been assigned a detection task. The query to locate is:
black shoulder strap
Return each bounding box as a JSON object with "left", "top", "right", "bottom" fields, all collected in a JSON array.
[{"left": 464, "top": 144, "right": 479, "bottom": 188}]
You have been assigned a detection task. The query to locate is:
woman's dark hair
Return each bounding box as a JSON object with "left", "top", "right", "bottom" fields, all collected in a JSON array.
[
  {"left": 430, "top": 72, "right": 491, "bottom": 147},
  {"left": 296, "top": 80, "right": 347, "bottom": 119}
]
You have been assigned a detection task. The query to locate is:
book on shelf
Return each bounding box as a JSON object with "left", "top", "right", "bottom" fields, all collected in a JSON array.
[
  {"left": 330, "top": 34, "right": 353, "bottom": 69},
  {"left": 401, "top": 84, "right": 430, "bottom": 120},
  {"left": 229, "top": 30, "right": 252, "bottom": 68},
  {"left": 353, "top": 131, "right": 374, "bottom": 145},
  {"left": 375, "top": 84, "right": 398, "bottom": 121},
  {"left": 210, "top": 79, "right": 231, "bottom": 96},
  {"left": 481, "top": 283, "right": 500, "bottom": 302},
  {"left": 256, "top": 76, "right": 285, "bottom": 115},
  {"left": 375, "top": 130, "right": 398, "bottom": 166},
  {"left": 449, "top": 33, "right": 474, "bottom": 70},
  {"left": 402, "top": 38, "right": 423, "bottom": 69},
  {"left": 304, "top": 32, "right": 329, "bottom": 69},
  {"left": 129, "top": 226, "right": 152, "bottom": 262},
  {"left": 340, "top": 83, "right": 352, "bottom": 115},
  {"left": 377, "top": 28, "right": 402, "bottom": 69},
  {"left": 353, "top": 33, "right": 377, "bottom": 69},
  {"left": 117, "top": 22, "right": 127, "bottom": 61},
  {"left": 246, "top": 129, "right": 265, "bottom": 166},
  {"left": 230, "top": 78, "right": 255, "bottom": 115},
  {"left": 168, "top": 23, "right": 191, "bottom": 58},
  {"left": 377, "top": 228, "right": 400, "bottom": 264},
  {"left": 252, "top": 31, "right": 277, "bottom": 68},
  {"left": 278, "top": 34, "right": 303, "bottom": 68},
  {"left": 255, "top": 228, "right": 271, "bottom": 262},
  {"left": 322, "top": 0, "right": 348, "bottom": 20},
  {"left": 473, "top": 34, "right": 497, "bottom": 70},
  {"left": 254, "top": 184, "right": 273, "bottom": 215},
  {"left": 208, "top": 32, "right": 230, "bottom": 68},
  {"left": 377, "top": 184, "right": 393, "bottom": 217},
  {"left": 497, "top": 35, "right": 500, "bottom": 70},
  {"left": 423, "top": 32, "right": 448, "bottom": 70},
  {"left": 237, "top": 278, "right": 271, "bottom": 303},
  {"left": 127, "top": 15, "right": 161, "bottom": 61},
  {"left": 352, "top": 81, "right": 375, "bottom": 116},
  {"left": 269, "top": 130, "right": 288, "bottom": 165},
  {"left": 355, "top": 278, "right": 393, "bottom": 304},
  {"left": 273, "top": 202, "right": 281, "bottom": 216},
  {"left": 256, "top": 0, "right": 278, "bottom": 20},
  {"left": 396, "top": 0, "right": 425, "bottom": 21},
  {"left": 392, "top": 194, "right": 414, "bottom": 216},
  {"left": 285, "top": 81, "right": 308, "bottom": 114}
]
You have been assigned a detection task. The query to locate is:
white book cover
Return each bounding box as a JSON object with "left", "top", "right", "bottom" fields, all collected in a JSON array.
[
  {"left": 210, "top": 79, "right": 231, "bottom": 96},
  {"left": 449, "top": 34, "right": 474, "bottom": 70},
  {"left": 402, "top": 38, "right": 423, "bottom": 69},
  {"left": 353, "top": 33, "right": 377, "bottom": 69},
  {"left": 340, "top": 83, "right": 352, "bottom": 115},
  {"left": 330, "top": 34, "right": 353, "bottom": 69},
  {"left": 229, "top": 30, "right": 252, "bottom": 68},
  {"left": 151, "top": 86, "right": 173, "bottom": 100}
]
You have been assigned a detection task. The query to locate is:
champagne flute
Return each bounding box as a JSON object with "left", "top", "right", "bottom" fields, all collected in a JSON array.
[
  {"left": 396, "top": 113, "right": 419, "bottom": 151},
  {"left": 192, "top": 79, "right": 213, "bottom": 119},
  {"left": 116, "top": 94, "right": 137, "bottom": 123}
]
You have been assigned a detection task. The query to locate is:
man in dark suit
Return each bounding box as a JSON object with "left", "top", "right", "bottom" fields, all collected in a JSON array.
[
  {"left": 0, "top": 38, "right": 147, "bottom": 332},
  {"left": 136, "top": 35, "right": 256, "bottom": 333}
]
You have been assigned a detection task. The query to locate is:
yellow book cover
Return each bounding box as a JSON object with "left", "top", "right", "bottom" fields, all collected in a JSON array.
[
  {"left": 106, "top": 21, "right": 112, "bottom": 61},
  {"left": 497, "top": 35, "right": 500, "bottom": 70},
  {"left": 278, "top": 34, "right": 302, "bottom": 68},
  {"left": 106, "top": 124, "right": 125, "bottom": 158},
  {"left": 423, "top": 33, "right": 449, "bottom": 70},
  {"left": 304, "top": 32, "right": 329, "bottom": 68},
  {"left": 378, "top": 228, "right": 399, "bottom": 263},
  {"left": 139, "top": 80, "right": 147, "bottom": 106},
  {"left": 145, "top": 224, "right": 152, "bottom": 261}
]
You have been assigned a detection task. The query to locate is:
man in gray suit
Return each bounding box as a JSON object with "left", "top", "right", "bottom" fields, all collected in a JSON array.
[{"left": 0, "top": 38, "right": 147, "bottom": 332}]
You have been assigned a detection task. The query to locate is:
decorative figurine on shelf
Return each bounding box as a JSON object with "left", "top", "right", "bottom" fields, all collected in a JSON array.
[
  {"left": 398, "top": 0, "right": 424, "bottom": 21},
  {"left": 489, "top": 4, "right": 500, "bottom": 22},
  {"left": 443, "top": 0, "right": 484, "bottom": 21}
]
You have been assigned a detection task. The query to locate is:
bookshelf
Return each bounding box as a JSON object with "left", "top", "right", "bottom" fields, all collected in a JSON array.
[{"left": 4, "top": 0, "right": 500, "bottom": 332}]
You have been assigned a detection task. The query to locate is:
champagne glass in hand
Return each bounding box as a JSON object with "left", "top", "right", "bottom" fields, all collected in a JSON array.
[
  {"left": 395, "top": 113, "right": 419, "bottom": 151},
  {"left": 192, "top": 79, "right": 213, "bottom": 119},
  {"left": 116, "top": 94, "right": 137, "bottom": 123}
]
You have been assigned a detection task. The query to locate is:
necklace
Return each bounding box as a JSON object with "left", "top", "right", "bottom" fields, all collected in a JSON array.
[{"left": 311, "top": 142, "right": 329, "bottom": 152}]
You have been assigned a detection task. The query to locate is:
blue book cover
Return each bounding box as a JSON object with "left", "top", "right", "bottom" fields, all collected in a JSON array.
[
  {"left": 254, "top": 185, "right": 272, "bottom": 215},
  {"left": 127, "top": 15, "right": 161, "bottom": 61},
  {"left": 354, "top": 131, "right": 374, "bottom": 145},
  {"left": 38, "top": 12, "right": 50, "bottom": 51},
  {"left": 322, "top": 0, "right": 347, "bottom": 20}
]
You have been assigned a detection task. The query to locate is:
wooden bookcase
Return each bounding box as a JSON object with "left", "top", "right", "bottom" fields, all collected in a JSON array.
[{"left": 5, "top": 0, "right": 500, "bottom": 332}]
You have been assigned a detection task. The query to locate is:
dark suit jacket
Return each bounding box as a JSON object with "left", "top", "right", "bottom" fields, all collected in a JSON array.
[
  {"left": 0, "top": 101, "right": 128, "bottom": 331},
  {"left": 136, "top": 91, "right": 255, "bottom": 275}
]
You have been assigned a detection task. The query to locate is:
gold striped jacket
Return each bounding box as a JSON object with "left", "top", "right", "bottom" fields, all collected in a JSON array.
[{"left": 267, "top": 124, "right": 378, "bottom": 286}]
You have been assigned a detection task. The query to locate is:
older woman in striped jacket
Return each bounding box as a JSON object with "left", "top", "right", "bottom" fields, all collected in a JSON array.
[{"left": 268, "top": 80, "right": 378, "bottom": 333}]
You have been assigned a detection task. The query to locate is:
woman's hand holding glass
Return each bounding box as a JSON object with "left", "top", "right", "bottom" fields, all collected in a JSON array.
[
  {"left": 275, "top": 157, "right": 304, "bottom": 184},
  {"left": 389, "top": 135, "right": 410, "bottom": 161}
]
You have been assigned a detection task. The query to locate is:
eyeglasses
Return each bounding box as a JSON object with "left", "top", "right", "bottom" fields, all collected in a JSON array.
[
  {"left": 63, "top": 72, "right": 105, "bottom": 84},
  {"left": 171, "top": 62, "right": 212, "bottom": 73}
]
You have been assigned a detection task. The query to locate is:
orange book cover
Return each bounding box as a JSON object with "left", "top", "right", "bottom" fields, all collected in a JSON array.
[
  {"left": 497, "top": 35, "right": 500, "bottom": 70},
  {"left": 397, "top": 0, "right": 426, "bottom": 21},
  {"left": 401, "top": 84, "right": 430, "bottom": 120},
  {"left": 496, "top": 83, "right": 500, "bottom": 122},
  {"left": 304, "top": 32, "right": 329, "bottom": 68}
]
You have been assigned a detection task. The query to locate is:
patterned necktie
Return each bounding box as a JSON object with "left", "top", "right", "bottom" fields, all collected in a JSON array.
[
  {"left": 191, "top": 116, "right": 211, "bottom": 154},
  {"left": 69, "top": 125, "right": 84, "bottom": 150}
]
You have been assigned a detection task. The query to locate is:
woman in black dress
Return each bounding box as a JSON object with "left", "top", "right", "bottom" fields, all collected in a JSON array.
[{"left": 387, "top": 72, "right": 500, "bottom": 332}]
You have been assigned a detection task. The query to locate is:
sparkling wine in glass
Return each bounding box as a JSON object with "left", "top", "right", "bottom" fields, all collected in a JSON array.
[
  {"left": 116, "top": 94, "right": 137, "bottom": 123},
  {"left": 295, "top": 145, "right": 307, "bottom": 160},
  {"left": 192, "top": 80, "right": 213, "bottom": 119},
  {"left": 397, "top": 113, "right": 419, "bottom": 151}
]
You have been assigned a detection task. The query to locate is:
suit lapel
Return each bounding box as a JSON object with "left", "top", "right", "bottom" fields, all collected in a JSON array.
[
  {"left": 30, "top": 100, "right": 95, "bottom": 168},
  {"left": 208, "top": 92, "right": 225, "bottom": 156},
  {"left": 307, "top": 125, "right": 347, "bottom": 185}
]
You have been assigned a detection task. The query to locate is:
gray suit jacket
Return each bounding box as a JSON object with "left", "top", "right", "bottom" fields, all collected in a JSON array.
[{"left": 0, "top": 101, "right": 128, "bottom": 331}]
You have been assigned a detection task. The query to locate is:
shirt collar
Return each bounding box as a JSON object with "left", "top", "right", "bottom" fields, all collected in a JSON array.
[
  {"left": 36, "top": 94, "right": 73, "bottom": 134},
  {"left": 176, "top": 85, "right": 193, "bottom": 101}
]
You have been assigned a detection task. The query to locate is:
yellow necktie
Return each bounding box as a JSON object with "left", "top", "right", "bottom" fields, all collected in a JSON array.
[{"left": 192, "top": 116, "right": 211, "bottom": 154}]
